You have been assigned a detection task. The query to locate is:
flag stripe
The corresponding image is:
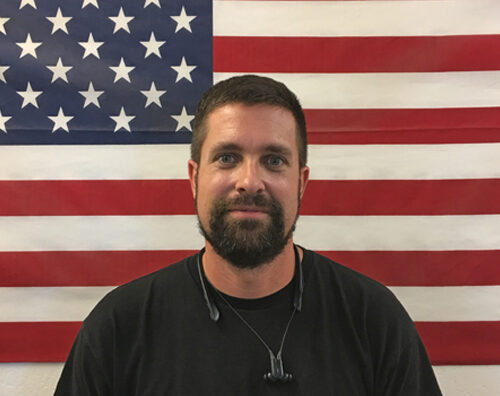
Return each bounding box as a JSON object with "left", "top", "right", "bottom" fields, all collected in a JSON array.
[
  {"left": 0, "top": 322, "right": 81, "bottom": 363},
  {"left": 301, "top": 180, "right": 500, "bottom": 215},
  {"left": 295, "top": 215, "right": 500, "bottom": 251},
  {"left": 416, "top": 321, "right": 500, "bottom": 365},
  {"left": 0, "top": 180, "right": 195, "bottom": 216},
  {"left": 304, "top": 108, "right": 500, "bottom": 133},
  {"left": 390, "top": 286, "right": 500, "bottom": 321},
  {"left": 2, "top": 179, "right": 500, "bottom": 216},
  {"left": 433, "top": 365, "right": 500, "bottom": 396},
  {"left": 3, "top": 144, "right": 500, "bottom": 181},
  {"left": 0, "top": 145, "right": 190, "bottom": 181},
  {"left": 2, "top": 250, "right": 499, "bottom": 287},
  {"left": 1, "top": 286, "right": 499, "bottom": 322},
  {"left": 1, "top": 215, "right": 500, "bottom": 252},
  {"left": 214, "top": 0, "right": 500, "bottom": 37},
  {"left": 0, "top": 321, "right": 499, "bottom": 364},
  {"left": 214, "top": 35, "right": 500, "bottom": 73},
  {"left": 214, "top": 71, "right": 500, "bottom": 109},
  {"left": 0, "top": 250, "right": 192, "bottom": 287},
  {"left": 307, "top": 128, "right": 500, "bottom": 145},
  {"left": 322, "top": 250, "right": 500, "bottom": 287}
]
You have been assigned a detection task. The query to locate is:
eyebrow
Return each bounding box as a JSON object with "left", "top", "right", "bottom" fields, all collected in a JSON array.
[{"left": 208, "top": 142, "right": 293, "bottom": 159}]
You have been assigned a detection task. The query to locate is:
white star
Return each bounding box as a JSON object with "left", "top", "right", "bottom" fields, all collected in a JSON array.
[
  {"left": 17, "top": 82, "right": 42, "bottom": 109},
  {"left": 110, "top": 107, "right": 135, "bottom": 132},
  {"left": 49, "top": 107, "right": 73, "bottom": 133},
  {"left": 47, "top": 58, "right": 72, "bottom": 83},
  {"left": 79, "top": 33, "right": 104, "bottom": 59},
  {"left": 0, "top": 17, "right": 9, "bottom": 35},
  {"left": 82, "top": 0, "right": 99, "bottom": 9},
  {"left": 0, "top": 66, "right": 9, "bottom": 83},
  {"left": 19, "top": 0, "right": 36, "bottom": 9},
  {"left": 144, "top": 0, "right": 160, "bottom": 8},
  {"left": 141, "top": 82, "right": 166, "bottom": 108},
  {"left": 110, "top": 57, "right": 135, "bottom": 83},
  {"left": 0, "top": 109, "right": 11, "bottom": 133},
  {"left": 16, "top": 33, "right": 42, "bottom": 59},
  {"left": 46, "top": 7, "right": 72, "bottom": 35},
  {"left": 171, "top": 6, "right": 196, "bottom": 33},
  {"left": 171, "top": 56, "right": 196, "bottom": 83},
  {"left": 79, "top": 82, "right": 104, "bottom": 108},
  {"left": 109, "top": 7, "right": 134, "bottom": 34},
  {"left": 171, "top": 106, "right": 194, "bottom": 132},
  {"left": 140, "top": 32, "right": 165, "bottom": 59}
]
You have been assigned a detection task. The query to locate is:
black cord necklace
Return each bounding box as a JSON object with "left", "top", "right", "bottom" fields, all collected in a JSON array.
[{"left": 197, "top": 246, "right": 303, "bottom": 383}]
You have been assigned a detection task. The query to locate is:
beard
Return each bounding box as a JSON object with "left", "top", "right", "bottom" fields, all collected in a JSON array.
[{"left": 196, "top": 191, "right": 299, "bottom": 270}]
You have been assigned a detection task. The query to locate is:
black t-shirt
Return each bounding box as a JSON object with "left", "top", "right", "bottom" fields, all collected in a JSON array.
[{"left": 55, "top": 248, "right": 442, "bottom": 395}]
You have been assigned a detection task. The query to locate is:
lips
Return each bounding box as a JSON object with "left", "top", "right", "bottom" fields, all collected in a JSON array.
[{"left": 229, "top": 206, "right": 268, "bottom": 213}]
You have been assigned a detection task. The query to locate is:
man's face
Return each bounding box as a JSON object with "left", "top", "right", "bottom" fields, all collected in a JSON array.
[{"left": 188, "top": 103, "right": 309, "bottom": 269}]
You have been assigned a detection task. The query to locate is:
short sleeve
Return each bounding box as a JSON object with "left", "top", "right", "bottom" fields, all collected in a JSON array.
[{"left": 54, "top": 325, "right": 112, "bottom": 396}]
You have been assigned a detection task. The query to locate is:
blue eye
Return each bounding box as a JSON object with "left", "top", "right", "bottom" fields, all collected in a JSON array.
[
  {"left": 266, "top": 155, "right": 284, "bottom": 167},
  {"left": 218, "top": 154, "right": 236, "bottom": 164}
]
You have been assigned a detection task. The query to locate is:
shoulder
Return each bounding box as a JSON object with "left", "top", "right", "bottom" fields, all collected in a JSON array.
[
  {"left": 303, "top": 248, "right": 415, "bottom": 334},
  {"left": 304, "top": 248, "right": 399, "bottom": 304},
  {"left": 82, "top": 252, "right": 199, "bottom": 330}
]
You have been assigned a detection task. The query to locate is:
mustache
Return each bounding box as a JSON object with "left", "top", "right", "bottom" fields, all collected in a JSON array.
[{"left": 223, "top": 194, "right": 272, "bottom": 210}]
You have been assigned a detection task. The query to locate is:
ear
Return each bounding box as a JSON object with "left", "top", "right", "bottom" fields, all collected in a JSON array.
[
  {"left": 299, "top": 165, "right": 310, "bottom": 200},
  {"left": 188, "top": 159, "right": 198, "bottom": 199}
]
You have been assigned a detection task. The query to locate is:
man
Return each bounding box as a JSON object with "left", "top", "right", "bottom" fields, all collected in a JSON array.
[{"left": 55, "top": 75, "right": 442, "bottom": 395}]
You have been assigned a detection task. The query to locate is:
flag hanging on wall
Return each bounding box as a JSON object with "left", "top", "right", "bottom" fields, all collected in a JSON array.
[{"left": 1, "top": 1, "right": 499, "bottom": 395}]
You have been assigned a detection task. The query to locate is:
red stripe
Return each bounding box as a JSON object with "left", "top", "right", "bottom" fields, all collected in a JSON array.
[
  {"left": 319, "top": 250, "right": 500, "bottom": 286},
  {"left": 0, "top": 250, "right": 195, "bottom": 287},
  {"left": 214, "top": 36, "right": 500, "bottom": 73},
  {"left": 416, "top": 321, "right": 500, "bottom": 365},
  {"left": 0, "top": 180, "right": 195, "bottom": 216},
  {"left": 302, "top": 179, "right": 500, "bottom": 215},
  {"left": 1, "top": 250, "right": 499, "bottom": 287},
  {"left": 2, "top": 179, "right": 500, "bottom": 216},
  {"left": 1, "top": 321, "right": 498, "bottom": 364},
  {"left": 0, "top": 322, "right": 81, "bottom": 363},
  {"left": 304, "top": 108, "right": 500, "bottom": 133}
]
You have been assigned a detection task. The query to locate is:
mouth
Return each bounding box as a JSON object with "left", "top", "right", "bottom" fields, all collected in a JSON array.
[{"left": 227, "top": 206, "right": 268, "bottom": 219}]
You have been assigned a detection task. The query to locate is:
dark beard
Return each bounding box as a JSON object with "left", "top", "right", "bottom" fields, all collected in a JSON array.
[{"left": 197, "top": 193, "right": 297, "bottom": 269}]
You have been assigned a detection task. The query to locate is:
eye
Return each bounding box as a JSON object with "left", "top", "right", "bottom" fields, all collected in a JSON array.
[
  {"left": 217, "top": 153, "right": 237, "bottom": 165},
  {"left": 265, "top": 155, "right": 284, "bottom": 168}
]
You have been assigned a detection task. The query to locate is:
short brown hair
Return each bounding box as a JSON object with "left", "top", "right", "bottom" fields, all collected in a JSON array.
[{"left": 192, "top": 75, "right": 308, "bottom": 168}]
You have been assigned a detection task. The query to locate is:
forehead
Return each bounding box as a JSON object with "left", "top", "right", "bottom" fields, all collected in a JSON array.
[{"left": 202, "top": 103, "right": 298, "bottom": 155}]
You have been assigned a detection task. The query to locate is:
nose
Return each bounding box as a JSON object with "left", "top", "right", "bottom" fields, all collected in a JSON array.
[{"left": 235, "top": 160, "right": 265, "bottom": 194}]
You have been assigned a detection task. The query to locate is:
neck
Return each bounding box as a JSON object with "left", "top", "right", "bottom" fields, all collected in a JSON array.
[{"left": 202, "top": 240, "right": 301, "bottom": 299}]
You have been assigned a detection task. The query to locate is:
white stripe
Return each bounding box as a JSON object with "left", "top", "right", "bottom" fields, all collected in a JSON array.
[
  {"left": 433, "top": 365, "right": 500, "bottom": 396},
  {"left": 0, "top": 363, "right": 64, "bottom": 396},
  {"left": 390, "top": 286, "right": 500, "bottom": 322},
  {"left": 0, "top": 215, "right": 203, "bottom": 251},
  {"left": 309, "top": 143, "right": 500, "bottom": 180},
  {"left": 0, "top": 364, "right": 498, "bottom": 396},
  {"left": 0, "top": 144, "right": 190, "bottom": 180},
  {"left": 295, "top": 215, "right": 500, "bottom": 251},
  {"left": 0, "top": 287, "right": 113, "bottom": 322},
  {"left": 214, "top": 72, "right": 500, "bottom": 109},
  {"left": 1, "top": 214, "right": 499, "bottom": 252},
  {"left": 1, "top": 285, "right": 499, "bottom": 322},
  {"left": 214, "top": 0, "right": 500, "bottom": 37},
  {"left": 2, "top": 143, "right": 499, "bottom": 181}
]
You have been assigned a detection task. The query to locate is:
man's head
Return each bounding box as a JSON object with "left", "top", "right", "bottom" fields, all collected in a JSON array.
[
  {"left": 188, "top": 75, "right": 309, "bottom": 269},
  {"left": 192, "top": 75, "right": 307, "bottom": 169}
]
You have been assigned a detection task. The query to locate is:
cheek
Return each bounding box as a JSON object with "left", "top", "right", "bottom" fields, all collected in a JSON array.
[{"left": 195, "top": 172, "right": 229, "bottom": 211}]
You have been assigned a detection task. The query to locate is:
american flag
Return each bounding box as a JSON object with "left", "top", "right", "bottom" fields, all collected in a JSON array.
[{"left": 1, "top": 0, "right": 499, "bottom": 394}]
